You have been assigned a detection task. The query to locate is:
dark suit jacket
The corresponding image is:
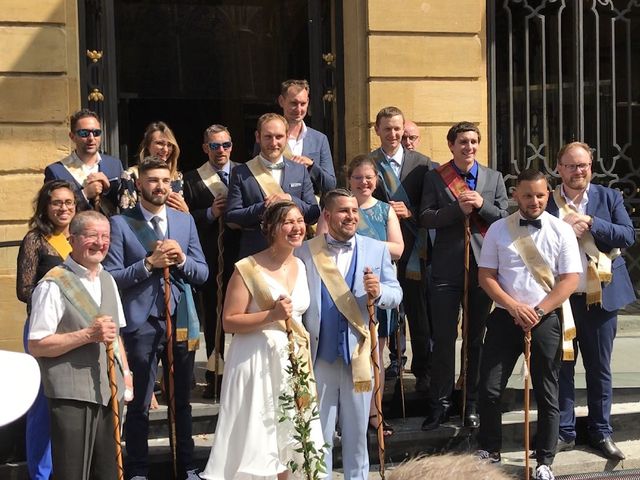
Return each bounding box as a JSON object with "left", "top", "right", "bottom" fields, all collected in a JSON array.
[
  {"left": 370, "top": 148, "right": 438, "bottom": 268},
  {"left": 44, "top": 153, "right": 123, "bottom": 213},
  {"left": 225, "top": 159, "right": 320, "bottom": 258},
  {"left": 547, "top": 183, "right": 636, "bottom": 311},
  {"left": 420, "top": 162, "right": 509, "bottom": 283},
  {"left": 182, "top": 162, "right": 240, "bottom": 283},
  {"left": 253, "top": 127, "right": 336, "bottom": 194},
  {"left": 103, "top": 205, "right": 209, "bottom": 332}
]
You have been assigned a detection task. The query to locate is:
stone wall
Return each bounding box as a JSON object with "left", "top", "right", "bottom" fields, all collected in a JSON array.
[
  {"left": 344, "top": 0, "right": 488, "bottom": 165},
  {"left": 0, "top": 0, "right": 80, "bottom": 351}
]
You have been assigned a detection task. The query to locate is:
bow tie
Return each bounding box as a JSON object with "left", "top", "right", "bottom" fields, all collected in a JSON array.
[
  {"left": 520, "top": 218, "right": 542, "bottom": 229},
  {"left": 265, "top": 162, "right": 285, "bottom": 170},
  {"left": 327, "top": 239, "right": 353, "bottom": 250}
]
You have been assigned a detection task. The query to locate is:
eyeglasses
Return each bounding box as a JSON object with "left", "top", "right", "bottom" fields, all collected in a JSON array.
[
  {"left": 351, "top": 175, "right": 376, "bottom": 182},
  {"left": 208, "top": 141, "right": 232, "bottom": 151},
  {"left": 79, "top": 232, "right": 110, "bottom": 242},
  {"left": 50, "top": 199, "right": 76, "bottom": 208},
  {"left": 75, "top": 129, "right": 102, "bottom": 138},
  {"left": 402, "top": 135, "right": 419, "bottom": 142},
  {"left": 560, "top": 162, "right": 591, "bottom": 172}
]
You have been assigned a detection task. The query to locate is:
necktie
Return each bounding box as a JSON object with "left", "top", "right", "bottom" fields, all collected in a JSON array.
[
  {"left": 151, "top": 216, "right": 165, "bottom": 239},
  {"left": 519, "top": 218, "right": 542, "bottom": 229},
  {"left": 218, "top": 170, "right": 228, "bottom": 186},
  {"left": 265, "top": 162, "right": 285, "bottom": 170},
  {"left": 327, "top": 239, "right": 353, "bottom": 250}
]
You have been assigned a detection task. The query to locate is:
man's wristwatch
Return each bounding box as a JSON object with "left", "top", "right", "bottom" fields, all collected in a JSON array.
[
  {"left": 534, "top": 306, "right": 545, "bottom": 320},
  {"left": 143, "top": 257, "right": 153, "bottom": 272}
]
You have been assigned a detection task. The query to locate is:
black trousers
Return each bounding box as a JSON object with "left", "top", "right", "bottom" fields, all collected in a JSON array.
[
  {"left": 428, "top": 264, "right": 492, "bottom": 408},
  {"left": 123, "top": 316, "right": 195, "bottom": 479},
  {"left": 478, "top": 308, "right": 562, "bottom": 466},
  {"left": 49, "top": 398, "right": 118, "bottom": 480}
]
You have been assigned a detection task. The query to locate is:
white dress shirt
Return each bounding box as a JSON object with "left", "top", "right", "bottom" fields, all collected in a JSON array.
[
  {"left": 560, "top": 183, "right": 591, "bottom": 292},
  {"left": 478, "top": 211, "right": 583, "bottom": 308},
  {"left": 28, "top": 256, "right": 126, "bottom": 340},
  {"left": 326, "top": 233, "right": 356, "bottom": 277},
  {"left": 288, "top": 121, "right": 308, "bottom": 157}
]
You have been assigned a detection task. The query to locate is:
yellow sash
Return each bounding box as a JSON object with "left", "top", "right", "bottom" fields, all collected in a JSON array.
[
  {"left": 196, "top": 162, "right": 228, "bottom": 199},
  {"left": 307, "top": 236, "right": 372, "bottom": 392},
  {"left": 246, "top": 156, "right": 285, "bottom": 198},
  {"left": 506, "top": 213, "right": 576, "bottom": 361},
  {"left": 45, "top": 233, "right": 72, "bottom": 260},
  {"left": 234, "top": 256, "right": 316, "bottom": 393},
  {"left": 552, "top": 187, "right": 619, "bottom": 306}
]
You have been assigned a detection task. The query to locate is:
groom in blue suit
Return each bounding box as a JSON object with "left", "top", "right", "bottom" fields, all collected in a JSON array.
[
  {"left": 104, "top": 156, "right": 209, "bottom": 480},
  {"left": 296, "top": 189, "right": 402, "bottom": 479},
  {"left": 548, "top": 142, "right": 635, "bottom": 460}
]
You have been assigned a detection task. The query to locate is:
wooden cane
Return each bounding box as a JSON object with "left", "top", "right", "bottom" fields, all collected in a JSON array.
[
  {"left": 163, "top": 266, "right": 178, "bottom": 479},
  {"left": 524, "top": 330, "right": 532, "bottom": 480},
  {"left": 368, "top": 297, "right": 385, "bottom": 479},
  {"left": 460, "top": 215, "right": 471, "bottom": 422},
  {"left": 213, "top": 216, "right": 225, "bottom": 401},
  {"left": 395, "top": 307, "right": 406, "bottom": 420},
  {"left": 94, "top": 192, "right": 102, "bottom": 213},
  {"left": 106, "top": 341, "right": 124, "bottom": 480}
]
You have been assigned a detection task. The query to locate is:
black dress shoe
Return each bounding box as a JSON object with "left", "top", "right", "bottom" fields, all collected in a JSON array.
[
  {"left": 590, "top": 437, "right": 625, "bottom": 460},
  {"left": 557, "top": 437, "right": 575, "bottom": 453},
  {"left": 421, "top": 405, "right": 450, "bottom": 431},
  {"left": 464, "top": 412, "right": 480, "bottom": 428}
]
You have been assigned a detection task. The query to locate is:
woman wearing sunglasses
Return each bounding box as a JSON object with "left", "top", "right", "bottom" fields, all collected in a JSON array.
[
  {"left": 119, "top": 121, "right": 189, "bottom": 212},
  {"left": 16, "top": 180, "right": 78, "bottom": 480}
]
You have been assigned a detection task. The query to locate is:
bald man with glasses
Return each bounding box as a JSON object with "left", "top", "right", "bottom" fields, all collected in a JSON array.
[{"left": 45, "top": 109, "right": 123, "bottom": 215}]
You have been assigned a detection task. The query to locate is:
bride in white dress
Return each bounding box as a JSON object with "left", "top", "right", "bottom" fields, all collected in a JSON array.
[{"left": 200, "top": 201, "right": 326, "bottom": 480}]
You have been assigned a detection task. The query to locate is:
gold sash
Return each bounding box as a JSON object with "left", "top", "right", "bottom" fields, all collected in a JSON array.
[
  {"left": 506, "top": 213, "right": 576, "bottom": 361},
  {"left": 45, "top": 233, "right": 72, "bottom": 260},
  {"left": 246, "top": 156, "right": 285, "bottom": 198},
  {"left": 552, "top": 187, "right": 619, "bottom": 306},
  {"left": 307, "top": 236, "right": 372, "bottom": 392},
  {"left": 234, "top": 255, "right": 315, "bottom": 390},
  {"left": 61, "top": 152, "right": 93, "bottom": 186},
  {"left": 196, "top": 162, "right": 228, "bottom": 199}
]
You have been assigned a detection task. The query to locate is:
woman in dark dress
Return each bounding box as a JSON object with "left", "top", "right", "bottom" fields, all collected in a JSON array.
[{"left": 16, "top": 180, "right": 77, "bottom": 480}]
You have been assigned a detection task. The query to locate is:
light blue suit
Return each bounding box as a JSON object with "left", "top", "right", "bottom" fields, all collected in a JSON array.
[{"left": 296, "top": 234, "right": 402, "bottom": 479}]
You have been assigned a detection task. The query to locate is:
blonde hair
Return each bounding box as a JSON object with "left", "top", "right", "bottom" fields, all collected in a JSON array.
[
  {"left": 388, "top": 454, "right": 514, "bottom": 480},
  {"left": 137, "top": 121, "right": 181, "bottom": 180}
]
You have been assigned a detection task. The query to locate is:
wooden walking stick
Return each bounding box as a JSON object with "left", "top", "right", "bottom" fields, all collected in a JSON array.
[
  {"left": 368, "top": 292, "right": 386, "bottom": 479},
  {"left": 163, "top": 266, "right": 178, "bottom": 479},
  {"left": 524, "top": 330, "right": 532, "bottom": 480},
  {"left": 106, "top": 340, "right": 124, "bottom": 480},
  {"left": 395, "top": 306, "right": 406, "bottom": 420},
  {"left": 460, "top": 215, "right": 471, "bottom": 422},
  {"left": 213, "top": 216, "right": 225, "bottom": 400}
]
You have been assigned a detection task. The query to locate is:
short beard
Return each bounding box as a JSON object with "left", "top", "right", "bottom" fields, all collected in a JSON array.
[{"left": 141, "top": 189, "right": 168, "bottom": 206}]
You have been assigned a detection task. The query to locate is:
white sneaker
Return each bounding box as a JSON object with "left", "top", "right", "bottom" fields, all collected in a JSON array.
[{"left": 535, "top": 464, "right": 555, "bottom": 480}]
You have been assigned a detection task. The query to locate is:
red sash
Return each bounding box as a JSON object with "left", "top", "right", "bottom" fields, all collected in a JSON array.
[{"left": 437, "top": 161, "right": 489, "bottom": 237}]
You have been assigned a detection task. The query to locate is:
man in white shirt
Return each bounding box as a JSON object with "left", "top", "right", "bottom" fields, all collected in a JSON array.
[
  {"left": 28, "top": 210, "right": 132, "bottom": 480},
  {"left": 476, "top": 169, "right": 582, "bottom": 480}
]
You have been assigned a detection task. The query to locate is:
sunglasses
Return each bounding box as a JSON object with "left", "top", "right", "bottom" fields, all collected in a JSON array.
[
  {"left": 208, "top": 141, "right": 232, "bottom": 150},
  {"left": 75, "top": 129, "right": 103, "bottom": 138}
]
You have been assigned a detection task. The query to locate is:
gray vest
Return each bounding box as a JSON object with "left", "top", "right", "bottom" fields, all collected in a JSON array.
[{"left": 39, "top": 268, "right": 124, "bottom": 407}]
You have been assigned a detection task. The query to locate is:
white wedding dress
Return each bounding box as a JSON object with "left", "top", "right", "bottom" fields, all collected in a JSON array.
[{"left": 200, "top": 259, "right": 326, "bottom": 480}]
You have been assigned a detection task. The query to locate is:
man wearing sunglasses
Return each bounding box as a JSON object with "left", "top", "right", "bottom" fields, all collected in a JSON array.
[
  {"left": 183, "top": 124, "right": 241, "bottom": 399},
  {"left": 44, "top": 109, "right": 123, "bottom": 215}
]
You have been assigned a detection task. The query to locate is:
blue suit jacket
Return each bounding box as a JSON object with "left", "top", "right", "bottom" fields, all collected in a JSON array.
[
  {"left": 225, "top": 159, "right": 320, "bottom": 258},
  {"left": 44, "top": 154, "right": 123, "bottom": 212},
  {"left": 547, "top": 183, "right": 635, "bottom": 312},
  {"left": 295, "top": 234, "right": 403, "bottom": 363},
  {"left": 253, "top": 127, "right": 336, "bottom": 194},
  {"left": 103, "top": 205, "right": 209, "bottom": 332}
]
